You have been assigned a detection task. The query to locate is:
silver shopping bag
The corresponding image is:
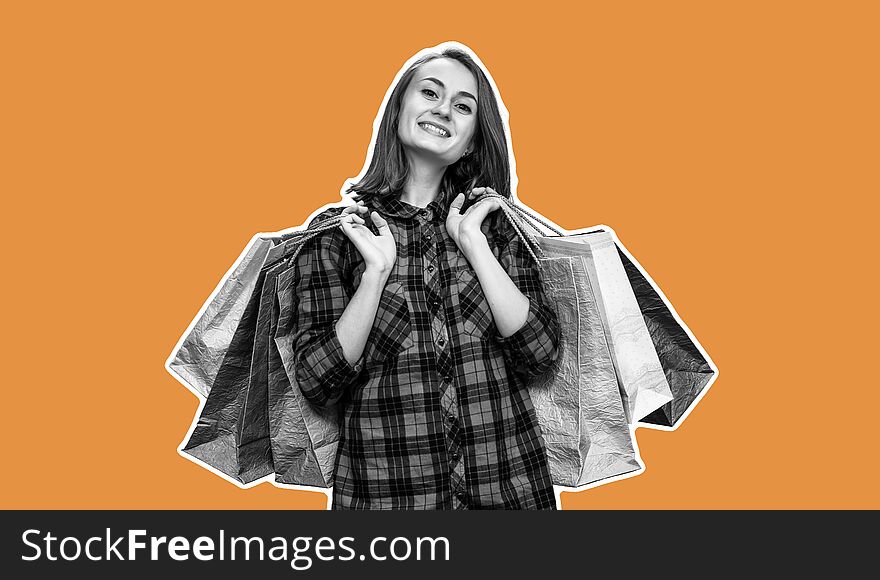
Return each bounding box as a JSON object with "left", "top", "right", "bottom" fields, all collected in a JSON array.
[
  {"left": 171, "top": 209, "right": 348, "bottom": 485},
  {"left": 565, "top": 230, "right": 674, "bottom": 423},
  {"left": 528, "top": 249, "right": 642, "bottom": 486},
  {"left": 490, "top": 192, "right": 715, "bottom": 433},
  {"left": 169, "top": 236, "right": 277, "bottom": 398},
  {"left": 270, "top": 262, "right": 342, "bottom": 488},
  {"left": 484, "top": 195, "right": 650, "bottom": 486},
  {"left": 179, "top": 262, "right": 274, "bottom": 483},
  {"left": 617, "top": 248, "right": 717, "bottom": 427}
]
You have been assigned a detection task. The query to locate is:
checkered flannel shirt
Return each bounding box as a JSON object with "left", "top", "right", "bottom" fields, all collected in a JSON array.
[{"left": 285, "top": 189, "right": 560, "bottom": 509}]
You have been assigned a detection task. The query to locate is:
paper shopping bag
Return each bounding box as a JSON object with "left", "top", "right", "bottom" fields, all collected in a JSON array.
[
  {"left": 568, "top": 230, "right": 674, "bottom": 423},
  {"left": 617, "top": 248, "right": 717, "bottom": 427},
  {"left": 175, "top": 208, "right": 349, "bottom": 484},
  {"left": 490, "top": 192, "right": 716, "bottom": 430},
  {"left": 180, "top": 261, "right": 275, "bottom": 483},
  {"left": 527, "top": 245, "right": 643, "bottom": 486},
  {"left": 484, "top": 195, "right": 644, "bottom": 486},
  {"left": 169, "top": 236, "right": 277, "bottom": 398},
  {"left": 270, "top": 263, "right": 342, "bottom": 488}
]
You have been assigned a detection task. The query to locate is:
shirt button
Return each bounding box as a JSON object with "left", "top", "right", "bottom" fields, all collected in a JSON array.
[
  {"left": 427, "top": 264, "right": 435, "bottom": 273},
  {"left": 451, "top": 450, "right": 461, "bottom": 460},
  {"left": 438, "top": 337, "right": 445, "bottom": 346},
  {"left": 445, "top": 415, "right": 454, "bottom": 425},
  {"left": 455, "top": 489, "right": 466, "bottom": 499}
]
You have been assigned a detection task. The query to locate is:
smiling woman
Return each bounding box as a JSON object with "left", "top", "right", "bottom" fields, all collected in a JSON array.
[
  {"left": 280, "top": 43, "right": 560, "bottom": 510},
  {"left": 397, "top": 61, "right": 478, "bottom": 165}
]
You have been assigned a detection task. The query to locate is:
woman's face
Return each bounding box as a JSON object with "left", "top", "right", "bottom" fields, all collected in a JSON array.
[{"left": 396, "top": 58, "right": 478, "bottom": 168}]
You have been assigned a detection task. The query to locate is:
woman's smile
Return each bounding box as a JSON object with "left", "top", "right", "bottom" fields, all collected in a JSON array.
[{"left": 418, "top": 121, "right": 451, "bottom": 138}]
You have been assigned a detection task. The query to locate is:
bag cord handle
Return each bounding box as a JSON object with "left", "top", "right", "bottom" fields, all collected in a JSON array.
[
  {"left": 473, "top": 192, "right": 566, "bottom": 269},
  {"left": 264, "top": 211, "right": 348, "bottom": 271},
  {"left": 269, "top": 194, "right": 565, "bottom": 271}
]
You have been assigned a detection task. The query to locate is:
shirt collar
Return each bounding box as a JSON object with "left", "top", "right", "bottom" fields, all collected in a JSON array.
[{"left": 367, "top": 188, "right": 456, "bottom": 222}]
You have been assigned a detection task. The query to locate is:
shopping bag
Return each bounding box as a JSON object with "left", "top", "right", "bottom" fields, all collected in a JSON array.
[
  {"left": 179, "top": 260, "right": 275, "bottom": 483},
  {"left": 169, "top": 236, "right": 277, "bottom": 398},
  {"left": 617, "top": 248, "right": 717, "bottom": 427},
  {"left": 168, "top": 224, "right": 323, "bottom": 399},
  {"left": 175, "top": 208, "right": 348, "bottom": 484},
  {"left": 527, "top": 248, "right": 643, "bottom": 486},
  {"left": 566, "top": 230, "right": 674, "bottom": 423},
  {"left": 482, "top": 194, "right": 646, "bottom": 486},
  {"left": 270, "top": 262, "right": 342, "bottom": 488},
  {"left": 489, "top": 193, "right": 715, "bottom": 430}
]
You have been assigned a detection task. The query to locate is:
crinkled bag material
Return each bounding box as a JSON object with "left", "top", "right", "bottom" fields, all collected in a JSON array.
[
  {"left": 488, "top": 193, "right": 715, "bottom": 485},
  {"left": 526, "top": 242, "right": 641, "bottom": 486},
  {"left": 169, "top": 237, "right": 274, "bottom": 398},
  {"left": 171, "top": 211, "right": 347, "bottom": 484},
  {"left": 270, "top": 263, "right": 341, "bottom": 488},
  {"left": 178, "top": 252, "right": 275, "bottom": 484},
  {"left": 570, "top": 232, "right": 674, "bottom": 423},
  {"left": 617, "top": 248, "right": 716, "bottom": 427}
]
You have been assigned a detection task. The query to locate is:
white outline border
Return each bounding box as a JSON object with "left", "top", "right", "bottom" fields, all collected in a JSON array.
[{"left": 164, "top": 40, "right": 719, "bottom": 510}]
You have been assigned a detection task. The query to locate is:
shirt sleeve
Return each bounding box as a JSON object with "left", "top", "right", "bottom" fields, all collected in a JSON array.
[
  {"left": 491, "top": 216, "right": 561, "bottom": 384},
  {"left": 285, "top": 212, "right": 366, "bottom": 407}
]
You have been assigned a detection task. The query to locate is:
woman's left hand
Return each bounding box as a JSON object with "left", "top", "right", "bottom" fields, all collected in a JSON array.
[{"left": 446, "top": 186, "right": 503, "bottom": 258}]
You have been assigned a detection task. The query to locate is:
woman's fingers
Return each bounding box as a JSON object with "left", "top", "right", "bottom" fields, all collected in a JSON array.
[
  {"left": 459, "top": 198, "right": 501, "bottom": 235},
  {"left": 371, "top": 211, "right": 392, "bottom": 236},
  {"left": 469, "top": 186, "right": 498, "bottom": 200},
  {"left": 340, "top": 212, "right": 367, "bottom": 226},
  {"left": 340, "top": 215, "right": 362, "bottom": 235},
  {"left": 449, "top": 193, "right": 466, "bottom": 213},
  {"left": 342, "top": 201, "right": 368, "bottom": 215},
  {"left": 339, "top": 218, "right": 355, "bottom": 238}
]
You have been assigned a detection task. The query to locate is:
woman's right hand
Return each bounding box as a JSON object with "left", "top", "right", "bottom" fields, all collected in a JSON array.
[{"left": 338, "top": 201, "right": 397, "bottom": 276}]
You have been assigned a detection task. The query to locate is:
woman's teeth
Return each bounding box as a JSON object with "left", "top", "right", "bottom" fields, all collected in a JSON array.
[{"left": 419, "top": 123, "right": 449, "bottom": 137}]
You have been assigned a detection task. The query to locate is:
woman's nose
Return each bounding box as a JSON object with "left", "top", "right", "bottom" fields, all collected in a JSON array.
[{"left": 431, "top": 99, "right": 452, "bottom": 119}]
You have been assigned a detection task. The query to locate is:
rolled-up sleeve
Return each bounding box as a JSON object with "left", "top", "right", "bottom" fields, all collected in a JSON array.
[
  {"left": 284, "top": 213, "right": 365, "bottom": 407},
  {"left": 492, "top": 219, "right": 561, "bottom": 383}
]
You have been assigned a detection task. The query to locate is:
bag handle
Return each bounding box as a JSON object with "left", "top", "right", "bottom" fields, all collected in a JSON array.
[
  {"left": 268, "top": 194, "right": 567, "bottom": 272},
  {"left": 264, "top": 210, "right": 349, "bottom": 271},
  {"left": 473, "top": 192, "right": 567, "bottom": 268}
]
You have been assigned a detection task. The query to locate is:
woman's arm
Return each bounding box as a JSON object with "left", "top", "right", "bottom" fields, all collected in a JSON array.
[
  {"left": 463, "top": 237, "right": 529, "bottom": 338},
  {"left": 335, "top": 268, "right": 390, "bottom": 366},
  {"left": 286, "top": 232, "right": 367, "bottom": 407},
  {"left": 285, "top": 204, "right": 395, "bottom": 407},
  {"left": 335, "top": 205, "right": 397, "bottom": 365},
  {"left": 448, "top": 189, "right": 560, "bottom": 382}
]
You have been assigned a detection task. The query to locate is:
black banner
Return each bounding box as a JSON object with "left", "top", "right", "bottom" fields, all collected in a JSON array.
[{"left": 1, "top": 511, "right": 875, "bottom": 576}]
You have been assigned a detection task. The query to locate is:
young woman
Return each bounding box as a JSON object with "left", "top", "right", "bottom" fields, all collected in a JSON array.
[{"left": 285, "top": 45, "right": 561, "bottom": 509}]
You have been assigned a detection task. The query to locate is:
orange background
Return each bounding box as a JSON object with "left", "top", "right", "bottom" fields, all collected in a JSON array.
[{"left": 2, "top": 2, "right": 877, "bottom": 509}]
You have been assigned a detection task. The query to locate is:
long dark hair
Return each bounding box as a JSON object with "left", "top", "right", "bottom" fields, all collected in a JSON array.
[{"left": 348, "top": 47, "right": 512, "bottom": 203}]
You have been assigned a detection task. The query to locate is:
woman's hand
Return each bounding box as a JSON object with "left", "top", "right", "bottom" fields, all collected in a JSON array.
[
  {"left": 338, "top": 201, "right": 397, "bottom": 277},
  {"left": 446, "top": 186, "right": 503, "bottom": 259}
]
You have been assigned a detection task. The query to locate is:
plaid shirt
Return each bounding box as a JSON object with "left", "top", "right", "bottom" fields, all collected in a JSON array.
[{"left": 286, "top": 189, "right": 560, "bottom": 509}]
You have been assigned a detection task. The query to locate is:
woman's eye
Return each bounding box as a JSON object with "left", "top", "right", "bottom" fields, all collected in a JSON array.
[
  {"left": 456, "top": 103, "right": 473, "bottom": 114},
  {"left": 421, "top": 89, "right": 438, "bottom": 98}
]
